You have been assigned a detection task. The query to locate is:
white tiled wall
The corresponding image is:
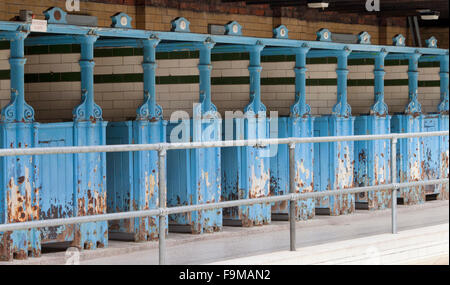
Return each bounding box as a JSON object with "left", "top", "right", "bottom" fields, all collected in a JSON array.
[
  {"left": 0, "top": 50, "right": 442, "bottom": 122},
  {"left": 0, "top": 49, "right": 10, "bottom": 110}
]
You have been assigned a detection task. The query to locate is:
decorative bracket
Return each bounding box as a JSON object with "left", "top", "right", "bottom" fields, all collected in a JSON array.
[
  {"left": 44, "top": 7, "right": 67, "bottom": 24},
  {"left": 111, "top": 12, "right": 132, "bottom": 29},
  {"left": 357, "top": 31, "right": 371, "bottom": 45},
  {"left": 273, "top": 25, "right": 289, "bottom": 39},
  {"left": 73, "top": 88, "right": 103, "bottom": 122},
  {"left": 171, "top": 17, "right": 190, "bottom": 33},
  {"left": 137, "top": 90, "right": 163, "bottom": 121},
  {"left": 1, "top": 88, "right": 35, "bottom": 123},
  {"left": 392, "top": 34, "right": 405, "bottom": 46},
  {"left": 225, "top": 21, "right": 242, "bottom": 36},
  {"left": 425, "top": 36, "right": 438, "bottom": 48},
  {"left": 316, "top": 28, "right": 332, "bottom": 42}
]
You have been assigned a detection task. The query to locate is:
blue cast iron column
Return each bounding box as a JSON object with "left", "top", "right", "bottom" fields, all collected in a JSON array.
[
  {"left": 167, "top": 39, "right": 222, "bottom": 234},
  {"left": 244, "top": 41, "right": 271, "bottom": 226},
  {"left": 0, "top": 30, "right": 40, "bottom": 261},
  {"left": 74, "top": 35, "right": 101, "bottom": 121},
  {"left": 438, "top": 53, "right": 449, "bottom": 199},
  {"left": 134, "top": 37, "right": 166, "bottom": 240},
  {"left": 392, "top": 51, "right": 424, "bottom": 205},
  {"left": 291, "top": 45, "right": 311, "bottom": 117},
  {"left": 316, "top": 47, "right": 355, "bottom": 216},
  {"left": 72, "top": 34, "right": 108, "bottom": 250},
  {"left": 405, "top": 51, "right": 422, "bottom": 115},
  {"left": 198, "top": 38, "right": 216, "bottom": 115},
  {"left": 332, "top": 48, "right": 352, "bottom": 117},
  {"left": 371, "top": 50, "right": 389, "bottom": 116},
  {"left": 138, "top": 37, "right": 162, "bottom": 121},
  {"left": 245, "top": 41, "right": 266, "bottom": 116},
  {"left": 289, "top": 45, "right": 315, "bottom": 220},
  {"left": 355, "top": 50, "right": 392, "bottom": 211},
  {"left": 195, "top": 38, "right": 222, "bottom": 233},
  {"left": 222, "top": 41, "right": 271, "bottom": 227}
]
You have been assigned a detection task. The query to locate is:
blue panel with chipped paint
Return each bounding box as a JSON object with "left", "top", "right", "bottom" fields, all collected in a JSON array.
[
  {"left": 314, "top": 116, "right": 356, "bottom": 216},
  {"left": 106, "top": 120, "right": 167, "bottom": 240},
  {"left": 421, "top": 114, "right": 441, "bottom": 196},
  {"left": 391, "top": 115, "right": 425, "bottom": 205},
  {"left": 37, "top": 123, "right": 75, "bottom": 244},
  {"left": 439, "top": 115, "right": 449, "bottom": 199},
  {"left": 166, "top": 119, "right": 222, "bottom": 234},
  {"left": 270, "top": 117, "right": 315, "bottom": 220},
  {"left": 221, "top": 117, "right": 271, "bottom": 227},
  {"left": 354, "top": 116, "right": 392, "bottom": 210}
]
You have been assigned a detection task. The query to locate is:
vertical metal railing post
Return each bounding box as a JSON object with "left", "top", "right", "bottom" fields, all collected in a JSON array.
[
  {"left": 391, "top": 138, "right": 398, "bottom": 234},
  {"left": 158, "top": 147, "right": 167, "bottom": 265},
  {"left": 289, "top": 143, "right": 296, "bottom": 251}
]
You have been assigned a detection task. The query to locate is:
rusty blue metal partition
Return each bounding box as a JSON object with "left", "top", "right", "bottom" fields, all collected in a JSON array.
[
  {"left": 437, "top": 53, "right": 449, "bottom": 200},
  {"left": 421, "top": 114, "right": 443, "bottom": 197},
  {"left": 270, "top": 46, "right": 315, "bottom": 220},
  {"left": 391, "top": 52, "right": 425, "bottom": 205},
  {"left": 106, "top": 38, "right": 168, "bottom": 241},
  {"left": 314, "top": 47, "right": 356, "bottom": 216},
  {"left": 438, "top": 114, "right": 449, "bottom": 199},
  {"left": 222, "top": 42, "right": 271, "bottom": 227},
  {"left": 354, "top": 50, "right": 392, "bottom": 210},
  {"left": 0, "top": 30, "right": 40, "bottom": 260},
  {"left": 0, "top": 30, "right": 108, "bottom": 261},
  {"left": 166, "top": 118, "right": 222, "bottom": 233},
  {"left": 166, "top": 39, "right": 223, "bottom": 234}
]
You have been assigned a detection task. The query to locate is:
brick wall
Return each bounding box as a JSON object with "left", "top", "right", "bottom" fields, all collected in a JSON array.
[{"left": 0, "top": 0, "right": 417, "bottom": 46}]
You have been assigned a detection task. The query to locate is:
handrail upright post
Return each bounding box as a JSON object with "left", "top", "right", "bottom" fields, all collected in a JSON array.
[
  {"left": 289, "top": 143, "right": 297, "bottom": 251},
  {"left": 158, "top": 148, "right": 167, "bottom": 265},
  {"left": 391, "top": 138, "right": 398, "bottom": 234}
]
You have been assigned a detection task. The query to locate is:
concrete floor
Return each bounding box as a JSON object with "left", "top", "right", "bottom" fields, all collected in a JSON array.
[{"left": 1, "top": 200, "right": 448, "bottom": 265}]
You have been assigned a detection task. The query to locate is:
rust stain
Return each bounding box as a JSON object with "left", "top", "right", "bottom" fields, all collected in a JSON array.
[
  {"left": 7, "top": 167, "right": 39, "bottom": 223},
  {"left": 249, "top": 160, "right": 270, "bottom": 199}
]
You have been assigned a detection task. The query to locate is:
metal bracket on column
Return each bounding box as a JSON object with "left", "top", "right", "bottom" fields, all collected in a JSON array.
[
  {"left": 332, "top": 47, "right": 352, "bottom": 118},
  {"left": 438, "top": 52, "right": 449, "bottom": 114},
  {"left": 370, "top": 49, "right": 389, "bottom": 116},
  {"left": 404, "top": 50, "right": 422, "bottom": 115},
  {"left": 137, "top": 36, "right": 163, "bottom": 121},
  {"left": 244, "top": 41, "right": 266, "bottom": 116},
  {"left": 291, "top": 44, "right": 311, "bottom": 118},
  {"left": 73, "top": 34, "right": 103, "bottom": 122},
  {"left": 197, "top": 37, "right": 218, "bottom": 118},
  {"left": 0, "top": 30, "right": 34, "bottom": 123}
]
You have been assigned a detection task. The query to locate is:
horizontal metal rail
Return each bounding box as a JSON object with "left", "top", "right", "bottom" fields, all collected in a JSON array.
[
  {"left": 0, "top": 179, "right": 447, "bottom": 232},
  {"left": 0, "top": 131, "right": 447, "bottom": 157}
]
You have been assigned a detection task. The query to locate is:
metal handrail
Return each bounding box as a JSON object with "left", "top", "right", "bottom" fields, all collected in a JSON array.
[
  {"left": 0, "top": 131, "right": 447, "bottom": 157},
  {"left": 0, "top": 130, "right": 448, "bottom": 265}
]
